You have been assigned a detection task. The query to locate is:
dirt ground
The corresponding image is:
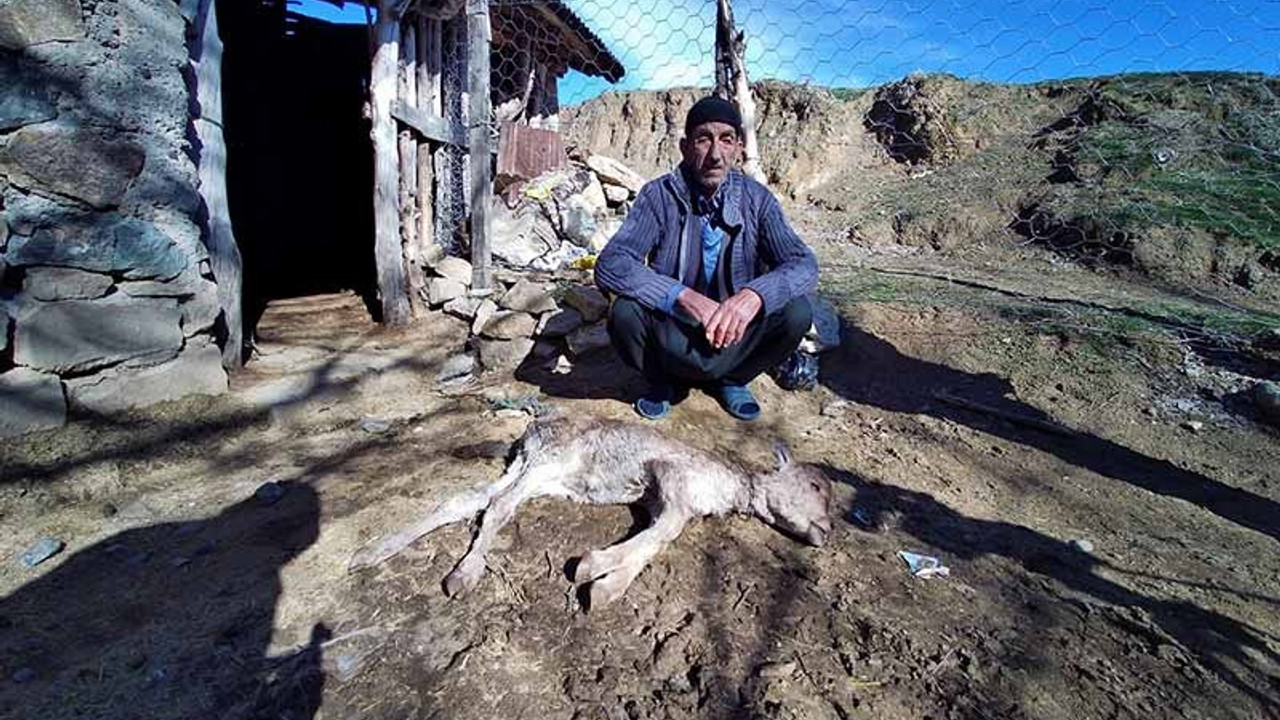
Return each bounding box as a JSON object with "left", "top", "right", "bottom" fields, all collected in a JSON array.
[{"left": 2, "top": 233, "right": 1279, "bottom": 720}]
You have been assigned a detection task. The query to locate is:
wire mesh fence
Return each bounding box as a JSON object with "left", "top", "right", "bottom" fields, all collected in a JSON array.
[{"left": 480, "top": 0, "right": 1279, "bottom": 308}]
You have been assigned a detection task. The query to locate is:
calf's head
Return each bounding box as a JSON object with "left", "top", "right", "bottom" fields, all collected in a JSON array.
[{"left": 754, "top": 443, "right": 833, "bottom": 546}]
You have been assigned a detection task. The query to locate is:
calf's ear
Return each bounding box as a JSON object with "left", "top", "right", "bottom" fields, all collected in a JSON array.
[{"left": 772, "top": 442, "right": 793, "bottom": 469}]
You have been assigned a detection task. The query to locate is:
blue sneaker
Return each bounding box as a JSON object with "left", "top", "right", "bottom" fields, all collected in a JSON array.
[{"left": 715, "top": 383, "right": 761, "bottom": 421}]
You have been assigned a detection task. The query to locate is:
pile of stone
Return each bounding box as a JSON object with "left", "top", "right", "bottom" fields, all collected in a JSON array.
[
  {"left": 423, "top": 246, "right": 612, "bottom": 380},
  {"left": 1, "top": 0, "right": 227, "bottom": 439},
  {"left": 490, "top": 152, "right": 645, "bottom": 271},
  {"left": 422, "top": 152, "right": 647, "bottom": 380}
]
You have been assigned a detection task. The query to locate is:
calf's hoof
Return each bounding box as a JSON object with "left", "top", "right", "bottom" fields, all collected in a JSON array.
[
  {"left": 586, "top": 574, "right": 627, "bottom": 610},
  {"left": 443, "top": 562, "right": 483, "bottom": 597}
]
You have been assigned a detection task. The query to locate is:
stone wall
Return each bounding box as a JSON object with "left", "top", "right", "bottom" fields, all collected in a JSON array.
[{"left": 0, "top": 0, "right": 226, "bottom": 437}]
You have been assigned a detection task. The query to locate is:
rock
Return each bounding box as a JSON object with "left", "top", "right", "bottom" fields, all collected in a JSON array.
[
  {"left": 1, "top": 122, "right": 145, "bottom": 209},
  {"left": 21, "top": 267, "right": 113, "bottom": 301},
  {"left": 1182, "top": 420, "right": 1204, "bottom": 433},
  {"left": 5, "top": 214, "right": 188, "bottom": 280},
  {"left": 179, "top": 280, "right": 222, "bottom": 336},
  {"left": 588, "top": 217, "right": 623, "bottom": 254},
  {"left": 1071, "top": 538, "right": 1095, "bottom": 554},
  {"left": 434, "top": 256, "right": 473, "bottom": 285},
  {"left": 443, "top": 295, "right": 484, "bottom": 320},
  {"left": 13, "top": 296, "right": 183, "bottom": 374},
  {"left": 538, "top": 308, "right": 584, "bottom": 338},
  {"left": 563, "top": 285, "right": 609, "bottom": 322},
  {"left": 499, "top": 279, "right": 558, "bottom": 314},
  {"left": 427, "top": 277, "right": 467, "bottom": 306},
  {"left": 117, "top": 271, "right": 206, "bottom": 298},
  {"left": 0, "top": 53, "right": 56, "bottom": 131},
  {"left": 586, "top": 154, "right": 646, "bottom": 194},
  {"left": 436, "top": 353, "right": 475, "bottom": 382},
  {"left": 359, "top": 417, "right": 391, "bottom": 434},
  {"left": 63, "top": 338, "right": 227, "bottom": 413},
  {"left": 799, "top": 295, "right": 842, "bottom": 354},
  {"left": 560, "top": 196, "right": 599, "bottom": 247},
  {"left": 491, "top": 200, "right": 559, "bottom": 266},
  {"left": 528, "top": 241, "right": 589, "bottom": 272},
  {"left": 20, "top": 536, "right": 64, "bottom": 568},
  {"left": 477, "top": 337, "right": 535, "bottom": 373},
  {"left": 603, "top": 184, "right": 630, "bottom": 205},
  {"left": 480, "top": 310, "right": 537, "bottom": 340},
  {"left": 580, "top": 173, "right": 609, "bottom": 214},
  {"left": 254, "top": 481, "right": 286, "bottom": 506},
  {"left": 0, "top": 367, "right": 66, "bottom": 438},
  {"left": 0, "top": 0, "right": 84, "bottom": 49},
  {"left": 755, "top": 661, "right": 798, "bottom": 680},
  {"left": 820, "top": 399, "right": 848, "bottom": 417},
  {"left": 1254, "top": 381, "right": 1280, "bottom": 426},
  {"left": 471, "top": 299, "right": 499, "bottom": 335},
  {"left": 567, "top": 322, "right": 612, "bottom": 357}
]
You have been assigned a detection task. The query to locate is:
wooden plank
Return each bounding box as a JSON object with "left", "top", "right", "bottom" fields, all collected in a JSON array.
[
  {"left": 398, "top": 16, "right": 424, "bottom": 315},
  {"left": 417, "top": 140, "right": 435, "bottom": 259},
  {"left": 425, "top": 16, "right": 443, "bottom": 116},
  {"left": 400, "top": 19, "right": 418, "bottom": 108},
  {"left": 390, "top": 99, "right": 464, "bottom": 146},
  {"left": 192, "top": 0, "right": 243, "bottom": 369},
  {"left": 466, "top": 0, "right": 493, "bottom": 291},
  {"left": 400, "top": 129, "right": 423, "bottom": 314},
  {"left": 372, "top": 3, "right": 412, "bottom": 326}
]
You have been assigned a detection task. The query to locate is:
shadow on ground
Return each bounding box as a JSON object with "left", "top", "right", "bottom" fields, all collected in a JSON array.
[{"left": 0, "top": 485, "right": 324, "bottom": 720}]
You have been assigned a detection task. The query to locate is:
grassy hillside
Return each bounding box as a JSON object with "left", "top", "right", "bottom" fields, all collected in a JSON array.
[{"left": 564, "top": 72, "right": 1280, "bottom": 310}]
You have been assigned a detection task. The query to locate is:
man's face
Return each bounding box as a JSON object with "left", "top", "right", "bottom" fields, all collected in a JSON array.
[{"left": 679, "top": 120, "right": 741, "bottom": 195}]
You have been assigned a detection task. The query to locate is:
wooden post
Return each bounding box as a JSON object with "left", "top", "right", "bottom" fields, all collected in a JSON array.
[
  {"left": 399, "top": 17, "right": 424, "bottom": 315},
  {"left": 191, "top": 0, "right": 243, "bottom": 369},
  {"left": 466, "top": 0, "right": 492, "bottom": 291},
  {"left": 416, "top": 15, "right": 436, "bottom": 257},
  {"left": 372, "top": 1, "right": 412, "bottom": 326},
  {"left": 714, "top": 0, "right": 764, "bottom": 183}
]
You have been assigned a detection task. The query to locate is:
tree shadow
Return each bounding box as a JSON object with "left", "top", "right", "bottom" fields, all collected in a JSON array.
[
  {"left": 0, "top": 483, "right": 324, "bottom": 720},
  {"left": 821, "top": 319, "right": 1280, "bottom": 543},
  {"left": 823, "top": 466, "right": 1280, "bottom": 716}
]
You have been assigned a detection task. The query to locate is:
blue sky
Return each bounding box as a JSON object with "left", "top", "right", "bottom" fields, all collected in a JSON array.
[{"left": 293, "top": 0, "right": 1280, "bottom": 104}]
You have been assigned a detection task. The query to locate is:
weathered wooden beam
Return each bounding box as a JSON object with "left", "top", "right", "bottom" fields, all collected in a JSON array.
[
  {"left": 192, "top": 0, "right": 243, "bottom": 369},
  {"left": 715, "top": 0, "right": 764, "bottom": 183},
  {"left": 372, "top": 2, "right": 412, "bottom": 326},
  {"left": 390, "top": 99, "right": 464, "bottom": 146},
  {"left": 466, "top": 0, "right": 493, "bottom": 291},
  {"left": 417, "top": 141, "right": 435, "bottom": 257},
  {"left": 399, "top": 17, "right": 424, "bottom": 316}
]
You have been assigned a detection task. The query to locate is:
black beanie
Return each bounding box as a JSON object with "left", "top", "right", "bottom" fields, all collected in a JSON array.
[{"left": 685, "top": 96, "right": 743, "bottom": 137}]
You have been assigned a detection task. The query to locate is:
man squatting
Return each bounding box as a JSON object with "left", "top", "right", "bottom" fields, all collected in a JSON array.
[{"left": 594, "top": 96, "right": 820, "bottom": 421}]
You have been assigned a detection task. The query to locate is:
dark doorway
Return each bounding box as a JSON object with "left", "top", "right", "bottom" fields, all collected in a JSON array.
[{"left": 217, "top": 0, "right": 378, "bottom": 337}]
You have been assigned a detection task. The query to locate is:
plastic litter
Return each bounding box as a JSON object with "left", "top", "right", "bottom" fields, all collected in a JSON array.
[
  {"left": 771, "top": 350, "right": 820, "bottom": 391},
  {"left": 849, "top": 507, "right": 874, "bottom": 528},
  {"left": 898, "top": 550, "right": 950, "bottom": 579},
  {"left": 20, "top": 537, "right": 64, "bottom": 568}
]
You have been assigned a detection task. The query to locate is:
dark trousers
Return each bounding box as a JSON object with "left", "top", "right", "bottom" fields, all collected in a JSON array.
[{"left": 607, "top": 296, "right": 813, "bottom": 386}]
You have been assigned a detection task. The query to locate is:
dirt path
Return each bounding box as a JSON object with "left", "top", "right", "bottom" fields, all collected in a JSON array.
[{"left": 3, "top": 259, "right": 1279, "bottom": 719}]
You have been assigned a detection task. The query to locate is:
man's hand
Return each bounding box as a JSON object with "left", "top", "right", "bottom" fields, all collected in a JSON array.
[
  {"left": 676, "top": 287, "right": 720, "bottom": 328},
  {"left": 705, "top": 289, "right": 762, "bottom": 349}
]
